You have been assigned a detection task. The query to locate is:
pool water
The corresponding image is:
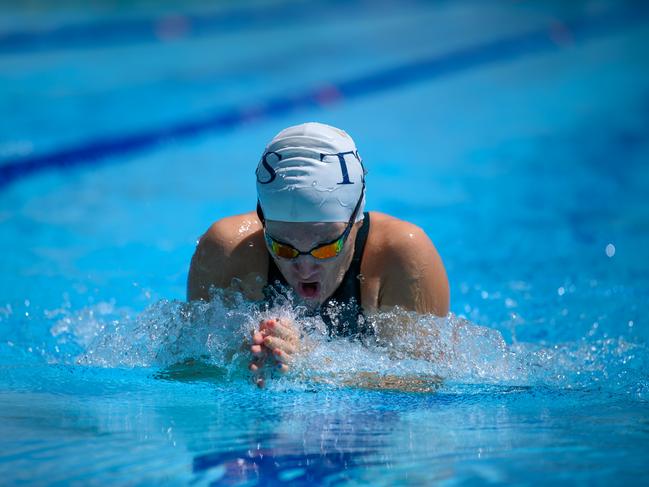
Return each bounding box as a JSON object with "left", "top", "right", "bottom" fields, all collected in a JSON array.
[{"left": 1, "top": 0, "right": 649, "bottom": 484}]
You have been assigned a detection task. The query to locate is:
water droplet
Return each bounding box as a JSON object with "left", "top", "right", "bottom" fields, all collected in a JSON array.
[
  {"left": 605, "top": 243, "right": 615, "bottom": 257},
  {"left": 557, "top": 287, "right": 565, "bottom": 296}
]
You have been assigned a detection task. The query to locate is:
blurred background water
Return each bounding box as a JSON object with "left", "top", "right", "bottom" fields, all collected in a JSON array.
[{"left": 1, "top": 0, "right": 648, "bottom": 484}]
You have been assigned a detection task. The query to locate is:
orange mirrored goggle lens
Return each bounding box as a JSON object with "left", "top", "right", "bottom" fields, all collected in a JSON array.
[
  {"left": 267, "top": 237, "right": 343, "bottom": 260},
  {"left": 309, "top": 240, "right": 343, "bottom": 259},
  {"left": 269, "top": 241, "right": 300, "bottom": 259}
]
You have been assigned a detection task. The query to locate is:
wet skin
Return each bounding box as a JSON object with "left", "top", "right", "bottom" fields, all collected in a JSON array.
[
  {"left": 187, "top": 210, "right": 450, "bottom": 388},
  {"left": 249, "top": 220, "right": 358, "bottom": 386},
  {"left": 263, "top": 219, "right": 358, "bottom": 308},
  {"left": 248, "top": 317, "right": 299, "bottom": 388}
]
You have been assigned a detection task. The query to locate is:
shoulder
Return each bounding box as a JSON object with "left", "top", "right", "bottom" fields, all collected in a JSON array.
[
  {"left": 367, "top": 212, "right": 434, "bottom": 258},
  {"left": 365, "top": 212, "right": 450, "bottom": 315},
  {"left": 187, "top": 212, "right": 267, "bottom": 301},
  {"left": 200, "top": 212, "right": 263, "bottom": 253}
]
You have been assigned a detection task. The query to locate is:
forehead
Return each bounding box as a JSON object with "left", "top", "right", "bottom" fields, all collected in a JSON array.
[{"left": 265, "top": 220, "right": 346, "bottom": 243}]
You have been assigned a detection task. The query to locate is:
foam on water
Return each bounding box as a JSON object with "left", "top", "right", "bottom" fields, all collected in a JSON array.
[{"left": 29, "top": 290, "right": 647, "bottom": 399}]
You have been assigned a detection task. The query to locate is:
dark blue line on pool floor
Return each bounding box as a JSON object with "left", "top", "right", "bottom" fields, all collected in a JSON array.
[
  {"left": 0, "top": 0, "right": 392, "bottom": 54},
  {"left": 1, "top": 6, "right": 647, "bottom": 189}
]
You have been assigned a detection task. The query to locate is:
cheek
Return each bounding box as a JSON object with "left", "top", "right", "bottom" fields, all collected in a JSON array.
[
  {"left": 274, "top": 259, "right": 293, "bottom": 277},
  {"left": 321, "top": 258, "right": 349, "bottom": 285}
]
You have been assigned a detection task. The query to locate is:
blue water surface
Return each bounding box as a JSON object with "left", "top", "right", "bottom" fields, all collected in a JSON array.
[{"left": 1, "top": 0, "right": 649, "bottom": 484}]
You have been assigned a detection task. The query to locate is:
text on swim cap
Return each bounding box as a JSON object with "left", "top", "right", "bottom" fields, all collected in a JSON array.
[
  {"left": 320, "top": 151, "right": 360, "bottom": 185},
  {"left": 256, "top": 151, "right": 281, "bottom": 184},
  {"left": 256, "top": 151, "right": 364, "bottom": 186}
]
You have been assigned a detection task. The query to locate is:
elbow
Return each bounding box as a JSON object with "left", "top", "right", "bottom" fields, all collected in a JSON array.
[
  {"left": 433, "top": 273, "right": 450, "bottom": 317},
  {"left": 186, "top": 241, "right": 212, "bottom": 302}
]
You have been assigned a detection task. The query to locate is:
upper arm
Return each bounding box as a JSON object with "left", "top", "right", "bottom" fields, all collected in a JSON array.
[
  {"left": 378, "top": 224, "right": 450, "bottom": 316},
  {"left": 187, "top": 221, "right": 235, "bottom": 301},
  {"left": 187, "top": 213, "right": 267, "bottom": 302}
]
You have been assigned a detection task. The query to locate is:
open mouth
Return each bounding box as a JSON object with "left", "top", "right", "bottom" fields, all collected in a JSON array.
[{"left": 297, "top": 281, "right": 320, "bottom": 299}]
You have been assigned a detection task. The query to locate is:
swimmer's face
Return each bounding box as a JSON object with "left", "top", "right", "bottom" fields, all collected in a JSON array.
[{"left": 264, "top": 220, "right": 360, "bottom": 307}]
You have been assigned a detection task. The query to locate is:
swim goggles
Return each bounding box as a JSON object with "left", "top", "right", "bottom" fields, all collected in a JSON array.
[{"left": 257, "top": 186, "right": 364, "bottom": 261}]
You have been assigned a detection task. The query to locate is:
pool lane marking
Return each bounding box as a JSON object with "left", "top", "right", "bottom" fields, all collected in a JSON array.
[
  {"left": 0, "top": 0, "right": 389, "bottom": 54},
  {"left": 1, "top": 6, "right": 647, "bottom": 189}
]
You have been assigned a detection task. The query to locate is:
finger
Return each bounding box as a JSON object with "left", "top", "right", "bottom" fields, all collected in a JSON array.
[
  {"left": 266, "top": 321, "right": 298, "bottom": 342},
  {"left": 250, "top": 344, "right": 265, "bottom": 356},
  {"left": 260, "top": 317, "right": 296, "bottom": 335},
  {"left": 259, "top": 318, "right": 278, "bottom": 332},
  {"left": 272, "top": 348, "right": 293, "bottom": 365},
  {"left": 249, "top": 352, "right": 266, "bottom": 370},
  {"left": 252, "top": 331, "right": 266, "bottom": 345},
  {"left": 264, "top": 336, "right": 296, "bottom": 355},
  {"left": 276, "top": 363, "right": 289, "bottom": 374},
  {"left": 249, "top": 363, "right": 262, "bottom": 385},
  {"left": 276, "top": 317, "right": 294, "bottom": 329},
  {"left": 249, "top": 356, "right": 265, "bottom": 372}
]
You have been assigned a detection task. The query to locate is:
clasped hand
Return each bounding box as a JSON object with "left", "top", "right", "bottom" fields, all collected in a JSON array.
[{"left": 249, "top": 317, "right": 300, "bottom": 388}]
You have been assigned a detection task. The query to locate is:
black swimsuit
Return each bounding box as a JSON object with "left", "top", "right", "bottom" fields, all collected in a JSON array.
[{"left": 264, "top": 212, "right": 373, "bottom": 338}]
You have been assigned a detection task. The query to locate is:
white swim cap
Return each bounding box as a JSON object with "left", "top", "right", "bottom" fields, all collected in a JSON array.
[{"left": 256, "top": 122, "right": 366, "bottom": 223}]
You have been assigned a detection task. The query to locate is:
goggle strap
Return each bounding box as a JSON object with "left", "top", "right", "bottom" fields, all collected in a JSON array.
[{"left": 256, "top": 200, "right": 266, "bottom": 225}]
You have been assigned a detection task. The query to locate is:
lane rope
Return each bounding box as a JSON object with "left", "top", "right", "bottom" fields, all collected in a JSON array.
[{"left": 1, "top": 5, "right": 646, "bottom": 188}]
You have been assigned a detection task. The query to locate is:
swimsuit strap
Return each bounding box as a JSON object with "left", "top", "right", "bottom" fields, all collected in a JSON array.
[{"left": 265, "top": 212, "right": 372, "bottom": 338}]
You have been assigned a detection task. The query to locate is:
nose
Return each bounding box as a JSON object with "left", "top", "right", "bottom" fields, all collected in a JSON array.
[{"left": 291, "top": 255, "right": 320, "bottom": 279}]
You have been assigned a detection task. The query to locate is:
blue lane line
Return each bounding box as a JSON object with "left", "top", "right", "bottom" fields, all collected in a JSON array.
[
  {"left": 1, "top": 6, "right": 647, "bottom": 189},
  {"left": 0, "top": 0, "right": 381, "bottom": 54}
]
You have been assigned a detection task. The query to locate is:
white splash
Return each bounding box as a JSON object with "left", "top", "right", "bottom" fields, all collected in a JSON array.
[{"left": 44, "top": 291, "right": 647, "bottom": 396}]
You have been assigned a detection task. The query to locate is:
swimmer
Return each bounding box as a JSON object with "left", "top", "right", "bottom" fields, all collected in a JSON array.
[{"left": 187, "top": 122, "right": 449, "bottom": 387}]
